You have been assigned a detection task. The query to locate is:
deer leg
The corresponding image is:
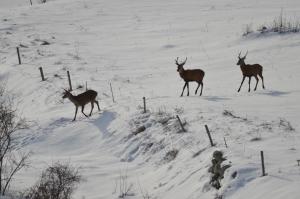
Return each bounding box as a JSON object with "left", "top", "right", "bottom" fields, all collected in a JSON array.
[
  {"left": 200, "top": 82, "right": 203, "bottom": 96},
  {"left": 81, "top": 105, "right": 88, "bottom": 117},
  {"left": 195, "top": 82, "right": 200, "bottom": 94},
  {"left": 259, "top": 74, "right": 265, "bottom": 89},
  {"left": 238, "top": 76, "right": 246, "bottom": 92},
  {"left": 73, "top": 106, "right": 78, "bottom": 121},
  {"left": 95, "top": 100, "right": 100, "bottom": 111},
  {"left": 89, "top": 101, "right": 94, "bottom": 116},
  {"left": 248, "top": 77, "right": 251, "bottom": 92},
  {"left": 187, "top": 82, "right": 190, "bottom": 96},
  {"left": 254, "top": 76, "right": 259, "bottom": 91},
  {"left": 181, "top": 82, "right": 187, "bottom": 97}
]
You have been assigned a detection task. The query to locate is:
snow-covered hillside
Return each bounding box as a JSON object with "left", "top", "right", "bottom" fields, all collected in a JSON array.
[{"left": 1, "top": 0, "right": 300, "bottom": 198}]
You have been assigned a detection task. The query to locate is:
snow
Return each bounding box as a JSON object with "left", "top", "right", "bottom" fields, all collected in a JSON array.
[{"left": 1, "top": 0, "right": 300, "bottom": 198}]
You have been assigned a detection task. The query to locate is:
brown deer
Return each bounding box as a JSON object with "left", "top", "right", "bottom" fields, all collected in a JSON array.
[
  {"left": 237, "top": 51, "right": 265, "bottom": 92},
  {"left": 175, "top": 57, "right": 205, "bottom": 96},
  {"left": 62, "top": 89, "right": 100, "bottom": 121}
]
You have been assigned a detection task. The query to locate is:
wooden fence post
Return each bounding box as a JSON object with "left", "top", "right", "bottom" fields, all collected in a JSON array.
[
  {"left": 16, "top": 47, "right": 21, "bottom": 64},
  {"left": 176, "top": 115, "right": 186, "bottom": 132},
  {"left": 204, "top": 125, "right": 214, "bottom": 147},
  {"left": 39, "top": 67, "right": 45, "bottom": 81},
  {"left": 67, "top": 71, "right": 72, "bottom": 91},
  {"left": 110, "top": 83, "right": 115, "bottom": 103},
  {"left": 260, "top": 151, "right": 266, "bottom": 176},
  {"left": 143, "top": 97, "right": 146, "bottom": 113}
]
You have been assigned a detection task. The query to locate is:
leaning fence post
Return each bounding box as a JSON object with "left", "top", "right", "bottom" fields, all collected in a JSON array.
[
  {"left": 204, "top": 125, "right": 214, "bottom": 147},
  {"left": 176, "top": 115, "right": 186, "bottom": 132},
  {"left": 260, "top": 151, "right": 266, "bottom": 176},
  {"left": 110, "top": 82, "right": 115, "bottom": 103},
  {"left": 67, "top": 71, "right": 72, "bottom": 91},
  {"left": 16, "top": 47, "right": 21, "bottom": 65},
  {"left": 39, "top": 67, "right": 45, "bottom": 81}
]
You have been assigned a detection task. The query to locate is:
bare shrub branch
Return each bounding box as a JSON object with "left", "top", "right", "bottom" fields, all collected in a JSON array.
[
  {"left": 0, "top": 83, "right": 30, "bottom": 195},
  {"left": 25, "top": 162, "right": 81, "bottom": 199}
]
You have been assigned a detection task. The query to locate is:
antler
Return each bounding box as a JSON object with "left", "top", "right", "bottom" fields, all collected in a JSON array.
[
  {"left": 238, "top": 51, "right": 242, "bottom": 58},
  {"left": 175, "top": 57, "right": 179, "bottom": 65},
  {"left": 175, "top": 57, "right": 187, "bottom": 65},
  {"left": 182, "top": 57, "right": 187, "bottom": 65},
  {"left": 243, "top": 50, "right": 248, "bottom": 59}
]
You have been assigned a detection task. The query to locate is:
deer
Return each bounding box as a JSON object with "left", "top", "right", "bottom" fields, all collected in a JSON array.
[
  {"left": 62, "top": 89, "right": 100, "bottom": 121},
  {"left": 236, "top": 51, "right": 265, "bottom": 92},
  {"left": 175, "top": 57, "right": 205, "bottom": 97}
]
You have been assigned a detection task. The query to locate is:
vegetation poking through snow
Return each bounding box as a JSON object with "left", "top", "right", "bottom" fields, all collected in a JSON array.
[
  {"left": 244, "top": 10, "right": 300, "bottom": 36},
  {"left": 25, "top": 162, "right": 81, "bottom": 199},
  {"left": 223, "top": 110, "right": 248, "bottom": 121},
  {"left": 115, "top": 170, "right": 134, "bottom": 198},
  {"left": 209, "top": 151, "right": 231, "bottom": 189},
  {"left": 163, "top": 149, "right": 179, "bottom": 162},
  {"left": 0, "top": 84, "right": 30, "bottom": 196}
]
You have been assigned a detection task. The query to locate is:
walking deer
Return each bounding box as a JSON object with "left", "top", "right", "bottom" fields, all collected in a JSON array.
[
  {"left": 175, "top": 57, "right": 205, "bottom": 96},
  {"left": 236, "top": 51, "right": 265, "bottom": 92},
  {"left": 62, "top": 89, "right": 100, "bottom": 121}
]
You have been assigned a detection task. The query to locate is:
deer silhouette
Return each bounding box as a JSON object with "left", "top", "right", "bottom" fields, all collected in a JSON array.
[
  {"left": 236, "top": 51, "right": 265, "bottom": 92},
  {"left": 62, "top": 89, "right": 100, "bottom": 121},
  {"left": 175, "top": 57, "right": 205, "bottom": 96}
]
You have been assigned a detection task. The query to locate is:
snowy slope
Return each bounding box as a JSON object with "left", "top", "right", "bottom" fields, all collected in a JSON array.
[{"left": 1, "top": 0, "right": 300, "bottom": 198}]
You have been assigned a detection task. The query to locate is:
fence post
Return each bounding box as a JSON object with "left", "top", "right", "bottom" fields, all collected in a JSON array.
[
  {"left": 143, "top": 97, "right": 146, "bottom": 113},
  {"left": 297, "top": 160, "right": 300, "bottom": 166},
  {"left": 85, "top": 81, "right": 87, "bottom": 91},
  {"left": 67, "top": 71, "right": 72, "bottom": 91},
  {"left": 29, "top": 0, "right": 32, "bottom": 6},
  {"left": 260, "top": 151, "right": 266, "bottom": 176},
  {"left": 16, "top": 47, "right": 21, "bottom": 65},
  {"left": 176, "top": 115, "right": 186, "bottom": 132},
  {"left": 39, "top": 67, "right": 45, "bottom": 81},
  {"left": 110, "top": 82, "right": 115, "bottom": 103},
  {"left": 204, "top": 125, "right": 214, "bottom": 147}
]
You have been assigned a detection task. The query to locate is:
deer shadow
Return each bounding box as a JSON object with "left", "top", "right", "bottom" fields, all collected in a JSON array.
[
  {"left": 259, "top": 90, "right": 290, "bottom": 97},
  {"left": 202, "top": 96, "right": 231, "bottom": 102},
  {"left": 89, "top": 111, "right": 116, "bottom": 138}
]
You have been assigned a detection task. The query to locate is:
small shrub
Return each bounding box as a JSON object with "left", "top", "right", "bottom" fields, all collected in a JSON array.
[
  {"left": 223, "top": 110, "right": 247, "bottom": 121},
  {"left": 53, "top": 74, "right": 62, "bottom": 79},
  {"left": 279, "top": 118, "right": 295, "bottom": 131},
  {"left": 245, "top": 10, "right": 300, "bottom": 36},
  {"left": 209, "top": 151, "right": 231, "bottom": 189},
  {"left": 25, "top": 162, "right": 81, "bottom": 199},
  {"left": 115, "top": 170, "right": 134, "bottom": 198},
  {"left": 164, "top": 149, "right": 178, "bottom": 162},
  {"left": 242, "top": 23, "right": 253, "bottom": 36},
  {"left": 250, "top": 137, "right": 262, "bottom": 142}
]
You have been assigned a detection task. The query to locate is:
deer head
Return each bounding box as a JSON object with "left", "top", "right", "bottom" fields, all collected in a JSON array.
[
  {"left": 175, "top": 57, "right": 187, "bottom": 72},
  {"left": 237, "top": 51, "right": 248, "bottom": 66},
  {"left": 62, "top": 89, "right": 72, "bottom": 99}
]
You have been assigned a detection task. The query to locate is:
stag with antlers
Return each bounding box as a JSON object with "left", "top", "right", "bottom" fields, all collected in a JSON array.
[
  {"left": 62, "top": 89, "right": 100, "bottom": 121},
  {"left": 175, "top": 57, "right": 205, "bottom": 97},
  {"left": 236, "top": 51, "right": 265, "bottom": 92}
]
